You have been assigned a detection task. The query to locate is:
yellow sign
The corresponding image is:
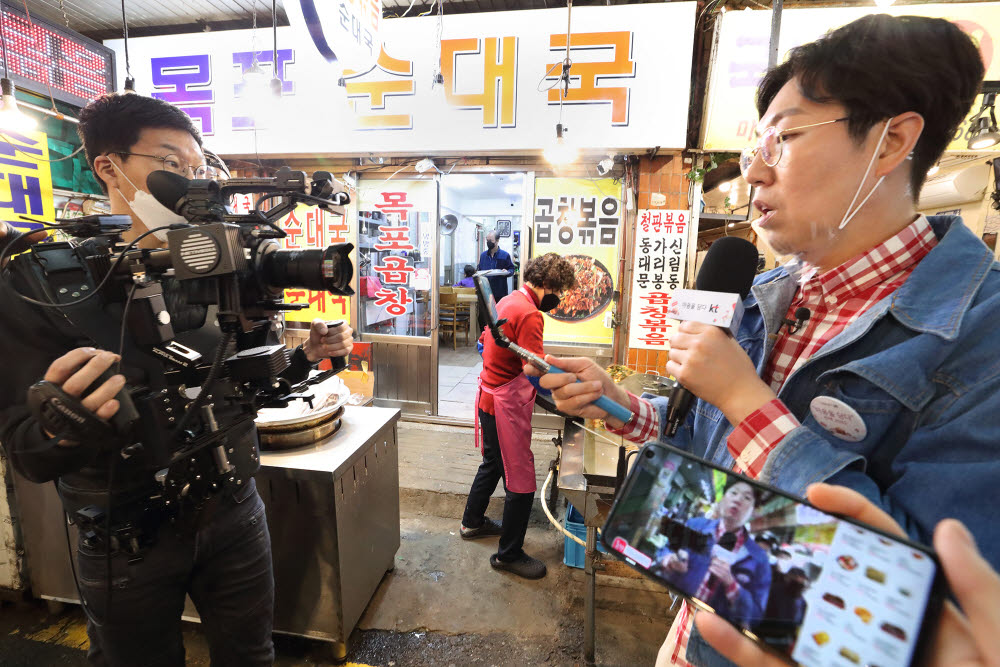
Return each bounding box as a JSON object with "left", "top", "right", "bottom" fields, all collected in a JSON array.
[
  {"left": 278, "top": 203, "right": 353, "bottom": 324},
  {"left": 0, "top": 130, "right": 55, "bottom": 236},
  {"left": 531, "top": 178, "right": 621, "bottom": 346},
  {"left": 703, "top": 3, "right": 1000, "bottom": 152}
]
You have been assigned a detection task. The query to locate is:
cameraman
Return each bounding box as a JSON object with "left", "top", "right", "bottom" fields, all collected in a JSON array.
[{"left": 0, "top": 93, "right": 352, "bottom": 666}]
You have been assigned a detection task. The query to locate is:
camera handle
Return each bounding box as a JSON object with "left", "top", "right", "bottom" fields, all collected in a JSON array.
[{"left": 27, "top": 368, "right": 139, "bottom": 448}]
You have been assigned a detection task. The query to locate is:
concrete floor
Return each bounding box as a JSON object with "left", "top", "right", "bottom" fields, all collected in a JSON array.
[{"left": 1, "top": 420, "right": 677, "bottom": 666}]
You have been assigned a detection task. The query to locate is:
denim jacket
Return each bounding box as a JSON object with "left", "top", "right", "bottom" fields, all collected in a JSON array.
[{"left": 643, "top": 216, "right": 1000, "bottom": 667}]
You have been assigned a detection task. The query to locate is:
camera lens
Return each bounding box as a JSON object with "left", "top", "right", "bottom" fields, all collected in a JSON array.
[
  {"left": 644, "top": 449, "right": 655, "bottom": 459},
  {"left": 260, "top": 243, "right": 356, "bottom": 296}
]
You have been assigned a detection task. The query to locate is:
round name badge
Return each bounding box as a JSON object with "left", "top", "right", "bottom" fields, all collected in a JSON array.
[{"left": 809, "top": 396, "right": 867, "bottom": 442}]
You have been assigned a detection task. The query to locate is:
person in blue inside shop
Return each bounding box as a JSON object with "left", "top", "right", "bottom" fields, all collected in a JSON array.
[{"left": 477, "top": 231, "right": 516, "bottom": 301}]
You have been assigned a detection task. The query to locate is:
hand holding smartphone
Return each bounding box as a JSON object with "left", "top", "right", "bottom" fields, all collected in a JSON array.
[{"left": 602, "top": 443, "right": 946, "bottom": 667}]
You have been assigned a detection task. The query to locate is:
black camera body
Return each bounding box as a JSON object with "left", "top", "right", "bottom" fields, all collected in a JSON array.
[{"left": 7, "top": 167, "right": 355, "bottom": 510}]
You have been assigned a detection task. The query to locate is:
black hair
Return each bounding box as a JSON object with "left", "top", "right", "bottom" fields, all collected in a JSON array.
[
  {"left": 523, "top": 253, "right": 576, "bottom": 292},
  {"left": 756, "top": 14, "right": 985, "bottom": 196},
  {"left": 463, "top": 264, "right": 475, "bottom": 277},
  {"left": 722, "top": 477, "right": 763, "bottom": 507},
  {"left": 77, "top": 93, "right": 203, "bottom": 193}
]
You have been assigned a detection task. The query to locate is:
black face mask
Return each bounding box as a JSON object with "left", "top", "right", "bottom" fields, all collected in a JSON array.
[
  {"left": 486, "top": 240, "right": 497, "bottom": 250},
  {"left": 539, "top": 293, "right": 561, "bottom": 312}
]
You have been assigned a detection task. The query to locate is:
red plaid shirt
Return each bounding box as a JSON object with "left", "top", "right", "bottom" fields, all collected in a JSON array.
[{"left": 610, "top": 215, "right": 937, "bottom": 665}]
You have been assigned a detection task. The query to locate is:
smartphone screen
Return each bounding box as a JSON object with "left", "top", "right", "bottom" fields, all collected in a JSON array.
[{"left": 602, "top": 444, "right": 943, "bottom": 667}]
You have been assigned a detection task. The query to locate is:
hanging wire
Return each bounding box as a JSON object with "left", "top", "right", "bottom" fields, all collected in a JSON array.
[
  {"left": 0, "top": 3, "right": 9, "bottom": 79},
  {"left": 121, "top": 0, "right": 131, "bottom": 80},
  {"left": 397, "top": 0, "right": 419, "bottom": 19},
  {"left": 57, "top": 0, "right": 70, "bottom": 28},
  {"left": 271, "top": 0, "right": 278, "bottom": 69}
]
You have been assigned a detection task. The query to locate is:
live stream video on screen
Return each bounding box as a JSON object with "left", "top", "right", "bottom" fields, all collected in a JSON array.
[{"left": 605, "top": 450, "right": 936, "bottom": 666}]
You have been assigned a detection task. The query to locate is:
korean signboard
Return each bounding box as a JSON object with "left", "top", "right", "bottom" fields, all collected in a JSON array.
[
  {"left": 703, "top": 3, "right": 999, "bottom": 151},
  {"left": 230, "top": 195, "right": 353, "bottom": 324},
  {"left": 106, "top": 3, "right": 695, "bottom": 155},
  {"left": 532, "top": 178, "right": 621, "bottom": 346},
  {"left": 1, "top": 131, "right": 56, "bottom": 239},
  {"left": 356, "top": 179, "right": 436, "bottom": 337},
  {"left": 286, "top": 0, "right": 383, "bottom": 73},
  {"left": 627, "top": 209, "right": 689, "bottom": 350}
]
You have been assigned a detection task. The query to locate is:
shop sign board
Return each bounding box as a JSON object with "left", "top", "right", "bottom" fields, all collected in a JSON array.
[
  {"left": 230, "top": 196, "right": 354, "bottom": 324},
  {"left": 531, "top": 177, "right": 621, "bottom": 346},
  {"left": 1, "top": 130, "right": 56, "bottom": 238},
  {"left": 627, "top": 209, "right": 688, "bottom": 350},
  {"left": 286, "top": 0, "right": 383, "bottom": 72},
  {"left": 703, "top": 3, "right": 999, "bottom": 152},
  {"left": 105, "top": 3, "right": 695, "bottom": 156},
  {"left": 356, "top": 179, "right": 436, "bottom": 336}
]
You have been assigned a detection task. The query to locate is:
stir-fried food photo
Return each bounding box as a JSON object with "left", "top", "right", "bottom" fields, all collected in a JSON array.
[{"left": 547, "top": 255, "right": 614, "bottom": 321}]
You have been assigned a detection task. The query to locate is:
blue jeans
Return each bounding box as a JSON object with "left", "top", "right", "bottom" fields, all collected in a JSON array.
[{"left": 76, "top": 478, "right": 274, "bottom": 667}]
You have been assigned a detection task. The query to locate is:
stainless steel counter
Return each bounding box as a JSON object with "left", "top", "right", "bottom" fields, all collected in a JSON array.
[{"left": 9, "top": 405, "right": 401, "bottom": 660}]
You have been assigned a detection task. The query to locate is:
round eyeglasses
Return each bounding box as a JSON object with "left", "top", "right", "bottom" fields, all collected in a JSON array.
[
  {"left": 739, "top": 117, "right": 849, "bottom": 177},
  {"left": 117, "top": 152, "right": 221, "bottom": 180}
]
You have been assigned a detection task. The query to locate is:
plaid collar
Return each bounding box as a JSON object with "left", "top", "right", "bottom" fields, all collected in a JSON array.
[{"left": 798, "top": 215, "right": 937, "bottom": 301}]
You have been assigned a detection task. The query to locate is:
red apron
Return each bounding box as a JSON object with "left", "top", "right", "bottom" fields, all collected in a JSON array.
[{"left": 475, "top": 373, "right": 537, "bottom": 494}]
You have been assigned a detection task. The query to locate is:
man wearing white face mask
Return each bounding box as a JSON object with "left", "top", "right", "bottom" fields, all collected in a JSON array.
[
  {"left": 528, "top": 15, "right": 1000, "bottom": 667},
  {"left": 0, "top": 93, "right": 354, "bottom": 666}
]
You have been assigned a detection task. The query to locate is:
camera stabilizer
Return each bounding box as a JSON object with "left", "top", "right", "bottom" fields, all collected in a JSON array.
[{"left": 6, "top": 167, "right": 356, "bottom": 510}]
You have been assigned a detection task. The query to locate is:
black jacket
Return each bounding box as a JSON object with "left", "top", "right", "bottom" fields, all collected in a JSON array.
[{"left": 0, "top": 239, "right": 314, "bottom": 509}]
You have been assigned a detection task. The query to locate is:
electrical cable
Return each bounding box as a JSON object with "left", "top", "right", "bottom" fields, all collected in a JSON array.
[
  {"left": 0, "top": 225, "right": 185, "bottom": 309},
  {"left": 120, "top": 0, "right": 131, "bottom": 81}
]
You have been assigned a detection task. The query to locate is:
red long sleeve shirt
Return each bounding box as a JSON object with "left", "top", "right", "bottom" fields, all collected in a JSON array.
[{"left": 479, "top": 286, "right": 544, "bottom": 415}]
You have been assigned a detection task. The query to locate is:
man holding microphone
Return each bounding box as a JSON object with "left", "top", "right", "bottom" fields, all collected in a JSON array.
[{"left": 530, "top": 15, "right": 1000, "bottom": 667}]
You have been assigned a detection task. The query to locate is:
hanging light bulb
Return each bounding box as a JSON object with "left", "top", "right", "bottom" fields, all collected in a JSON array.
[
  {"left": 0, "top": 79, "right": 36, "bottom": 131},
  {"left": 544, "top": 123, "right": 579, "bottom": 166}
]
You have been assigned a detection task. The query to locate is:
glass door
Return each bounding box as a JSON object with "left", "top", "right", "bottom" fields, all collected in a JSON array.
[
  {"left": 356, "top": 178, "right": 438, "bottom": 416},
  {"left": 435, "top": 172, "right": 526, "bottom": 421}
]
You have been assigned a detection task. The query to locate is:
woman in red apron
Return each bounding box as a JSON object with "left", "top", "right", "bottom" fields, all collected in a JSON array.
[{"left": 460, "top": 253, "right": 576, "bottom": 579}]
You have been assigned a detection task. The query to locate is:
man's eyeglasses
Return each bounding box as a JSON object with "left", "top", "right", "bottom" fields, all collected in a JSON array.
[
  {"left": 117, "top": 152, "right": 221, "bottom": 180},
  {"left": 739, "top": 117, "right": 849, "bottom": 177}
]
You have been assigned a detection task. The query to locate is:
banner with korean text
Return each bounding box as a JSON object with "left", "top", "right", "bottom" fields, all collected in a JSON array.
[
  {"left": 627, "top": 209, "right": 689, "bottom": 350},
  {"left": 531, "top": 178, "right": 621, "bottom": 346},
  {"left": 106, "top": 3, "right": 695, "bottom": 156},
  {"left": 230, "top": 194, "right": 354, "bottom": 324},
  {"left": 356, "top": 179, "right": 436, "bottom": 337},
  {"left": 703, "top": 3, "right": 1000, "bottom": 152},
  {"left": 1, "top": 130, "right": 55, "bottom": 238}
]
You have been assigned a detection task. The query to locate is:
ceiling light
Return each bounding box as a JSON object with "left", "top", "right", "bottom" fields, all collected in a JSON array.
[
  {"left": 544, "top": 123, "right": 579, "bottom": 166},
  {"left": 718, "top": 180, "right": 732, "bottom": 193},
  {"left": 926, "top": 164, "right": 940, "bottom": 176},
  {"left": 0, "top": 79, "right": 36, "bottom": 132}
]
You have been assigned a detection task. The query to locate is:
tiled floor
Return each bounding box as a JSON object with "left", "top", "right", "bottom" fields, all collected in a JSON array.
[{"left": 437, "top": 345, "right": 481, "bottom": 420}]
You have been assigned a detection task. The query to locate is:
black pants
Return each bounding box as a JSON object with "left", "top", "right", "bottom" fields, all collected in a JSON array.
[
  {"left": 76, "top": 479, "right": 274, "bottom": 667},
  {"left": 463, "top": 408, "right": 534, "bottom": 562}
]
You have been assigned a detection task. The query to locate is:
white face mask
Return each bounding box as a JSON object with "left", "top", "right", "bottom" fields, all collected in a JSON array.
[
  {"left": 110, "top": 159, "right": 188, "bottom": 241},
  {"left": 838, "top": 120, "right": 892, "bottom": 230}
]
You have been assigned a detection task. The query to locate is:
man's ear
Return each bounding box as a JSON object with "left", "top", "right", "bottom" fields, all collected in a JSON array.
[
  {"left": 876, "top": 112, "right": 924, "bottom": 178},
  {"left": 92, "top": 154, "right": 120, "bottom": 192}
]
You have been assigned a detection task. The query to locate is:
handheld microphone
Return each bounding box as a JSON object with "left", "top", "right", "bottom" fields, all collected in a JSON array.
[{"left": 663, "top": 237, "right": 759, "bottom": 437}]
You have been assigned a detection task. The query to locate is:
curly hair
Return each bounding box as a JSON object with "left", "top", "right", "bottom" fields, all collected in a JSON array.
[{"left": 523, "top": 253, "right": 576, "bottom": 292}]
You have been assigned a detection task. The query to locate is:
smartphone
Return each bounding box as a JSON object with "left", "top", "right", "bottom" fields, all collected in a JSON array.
[{"left": 601, "top": 443, "right": 946, "bottom": 667}]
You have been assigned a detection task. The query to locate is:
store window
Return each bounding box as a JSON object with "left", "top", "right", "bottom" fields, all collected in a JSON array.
[{"left": 357, "top": 180, "right": 436, "bottom": 337}]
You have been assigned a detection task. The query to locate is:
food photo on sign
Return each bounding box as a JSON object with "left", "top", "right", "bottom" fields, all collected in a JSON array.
[{"left": 532, "top": 178, "right": 622, "bottom": 345}]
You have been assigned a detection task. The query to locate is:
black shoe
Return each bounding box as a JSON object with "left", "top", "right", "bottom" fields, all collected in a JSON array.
[
  {"left": 490, "top": 553, "right": 547, "bottom": 579},
  {"left": 460, "top": 517, "right": 503, "bottom": 540}
]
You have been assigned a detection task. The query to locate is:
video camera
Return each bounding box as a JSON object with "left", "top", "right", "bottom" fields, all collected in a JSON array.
[{"left": 5, "top": 167, "right": 355, "bottom": 508}]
